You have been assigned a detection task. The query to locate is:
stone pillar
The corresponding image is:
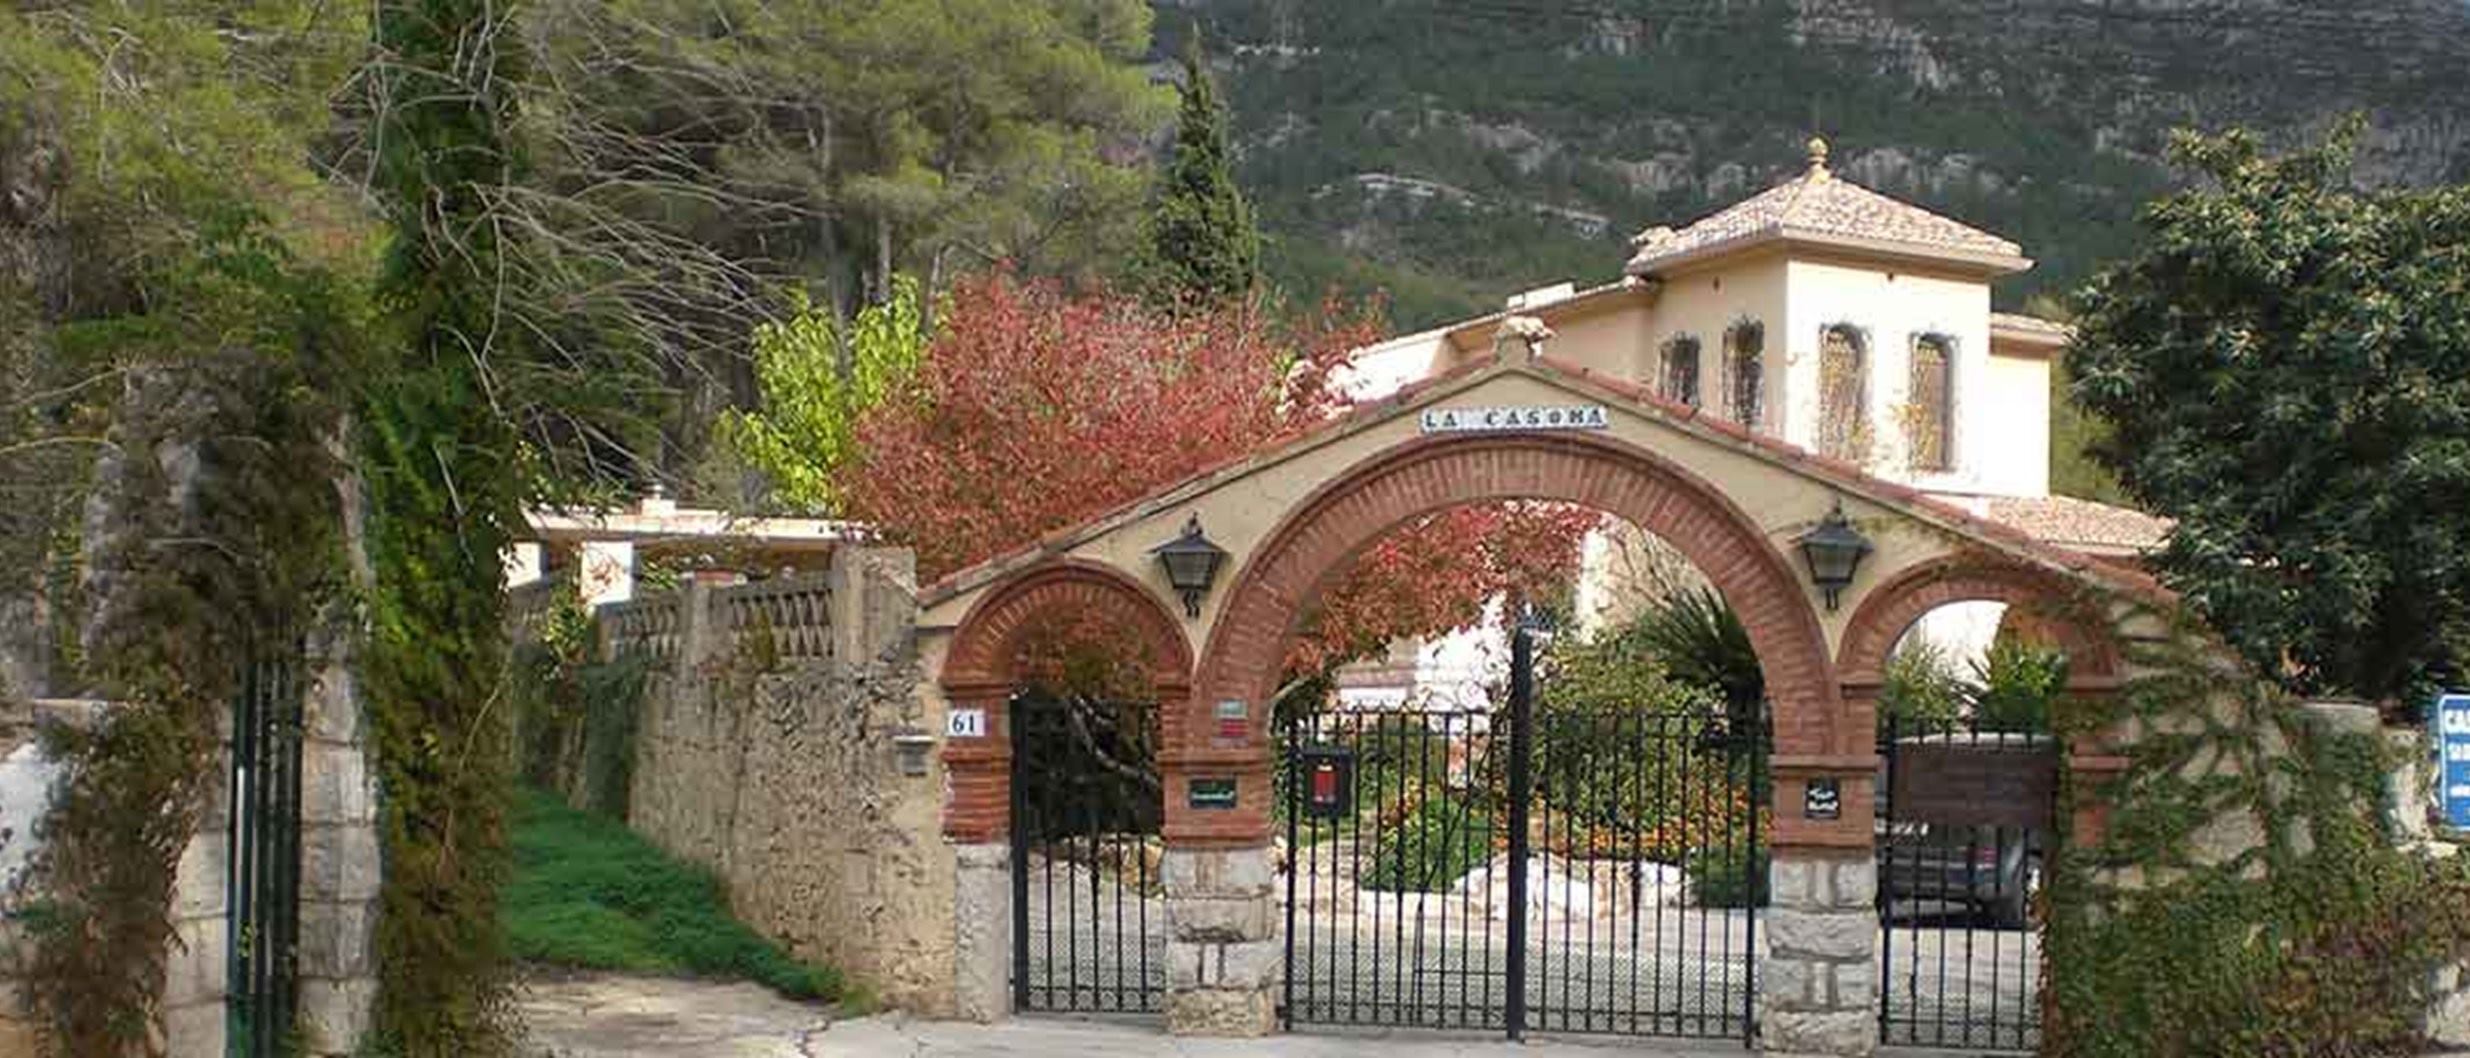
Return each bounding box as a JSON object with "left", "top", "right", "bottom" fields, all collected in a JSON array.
[
  {"left": 1762, "top": 851, "right": 1878, "bottom": 1057},
  {"left": 1161, "top": 846, "right": 1279, "bottom": 1036},
  {"left": 952, "top": 842, "right": 1011, "bottom": 1021},
  {"left": 162, "top": 726, "right": 230, "bottom": 1058},
  {"left": 294, "top": 626, "right": 380, "bottom": 1056}
]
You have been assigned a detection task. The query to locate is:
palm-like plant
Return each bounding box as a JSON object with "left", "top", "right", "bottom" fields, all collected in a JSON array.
[{"left": 1631, "top": 587, "right": 1764, "bottom": 735}]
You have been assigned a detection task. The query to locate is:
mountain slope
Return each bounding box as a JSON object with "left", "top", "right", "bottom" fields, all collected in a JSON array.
[{"left": 1160, "top": 0, "right": 2470, "bottom": 328}]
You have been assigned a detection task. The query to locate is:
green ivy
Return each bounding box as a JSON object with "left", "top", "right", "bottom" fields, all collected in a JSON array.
[{"left": 2044, "top": 612, "right": 2470, "bottom": 1058}]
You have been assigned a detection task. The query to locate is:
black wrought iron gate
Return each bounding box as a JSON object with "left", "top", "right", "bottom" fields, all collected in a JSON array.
[
  {"left": 1876, "top": 712, "right": 2056, "bottom": 1052},
  {"left": 1010, "top": 691, "right": 1165, "bottom": 1014},
  {"left": 1279, "top": 626, "right": 1766, "bottom": 1043},
  {"left": 228, "top": 643, "right": 304, "bottom": 1057}
]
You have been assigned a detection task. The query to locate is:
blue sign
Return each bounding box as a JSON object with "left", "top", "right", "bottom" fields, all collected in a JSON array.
[{"left": 2438, "top": 694, "right": 2470, "bottom": 830}]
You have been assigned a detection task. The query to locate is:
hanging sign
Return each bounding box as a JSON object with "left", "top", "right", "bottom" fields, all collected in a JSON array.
[
  {"left": 1300, "top": 745, "right": 1356, "bottom": 820},
  {"left": 1419, "top": 405, "right": 1610, "bottom": 435},
  {"left": 2437, "top": 694, "right": 2470, "bottom": 830}
]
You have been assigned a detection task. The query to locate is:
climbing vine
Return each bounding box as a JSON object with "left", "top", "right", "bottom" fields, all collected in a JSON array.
[
  {"left": 2044, "top": 609, "right": 2470, "bottom": 1058},
  {"left": 14, "top": 216, "right": 354, "bottom": 1057}
]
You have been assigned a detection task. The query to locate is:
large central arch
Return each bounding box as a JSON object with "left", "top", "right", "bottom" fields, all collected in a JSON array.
[{"left": 1169, "top": 430, "right": 1844, "bottom": 849}]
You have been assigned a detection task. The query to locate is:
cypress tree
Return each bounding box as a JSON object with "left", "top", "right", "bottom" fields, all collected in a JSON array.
[{"left": 1140, "top": 35, "right": 1259, "bottom": 310}]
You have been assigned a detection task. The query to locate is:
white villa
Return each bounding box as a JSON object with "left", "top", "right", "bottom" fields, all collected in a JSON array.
[{"left": 1329, "top": 139, "right": 2165, "bottom": 708}]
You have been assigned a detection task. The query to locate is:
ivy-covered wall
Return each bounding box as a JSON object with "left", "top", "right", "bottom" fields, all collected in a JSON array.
[{"left": 2047, "top": 634, "right": 2470, "bottom": 1058}]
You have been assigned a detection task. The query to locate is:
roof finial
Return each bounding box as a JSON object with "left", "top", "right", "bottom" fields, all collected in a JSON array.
[{"left": 1806, "top": 136, "right": 1831, "bottom": 180}]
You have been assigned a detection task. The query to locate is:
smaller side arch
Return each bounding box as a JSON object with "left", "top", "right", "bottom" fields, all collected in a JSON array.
[
  {"left": 1836, "top": 553, "right": 2122, "bottom": 687},
  {"left": 939, "top": 559, "right": 1195, "bottom": 843}
]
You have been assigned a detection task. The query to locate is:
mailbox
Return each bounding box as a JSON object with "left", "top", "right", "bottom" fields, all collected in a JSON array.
[{"left": 1300, "top": 745, "right": 1355, "bottom": 820}]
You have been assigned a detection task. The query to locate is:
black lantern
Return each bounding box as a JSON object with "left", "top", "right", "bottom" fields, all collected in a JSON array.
[
  {"left": 1795, "top": 502, "right": 1872, "bottom": 611},
  {"left": 1153, "top": 514, "right": 1229, "bottom": 618}
]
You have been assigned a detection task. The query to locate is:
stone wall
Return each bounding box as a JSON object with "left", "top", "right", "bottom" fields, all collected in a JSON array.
[
  {"left": 1762, "top": 851, "right": 1879, "bottom": 1058},
  {"left": 613, "top": 547, "right": 956, "bottom": 1012}
]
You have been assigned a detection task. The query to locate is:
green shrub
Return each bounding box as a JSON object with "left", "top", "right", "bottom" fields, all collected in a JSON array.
[
  {"left": 1361, "top": 796, "right": 1493, "bottom": 893},
  {"left": 1688, "top": 845, "right": 1769, "bottom": 909},
  {"left": 502, "top": 788, "right": 842, "bottom": 999}
]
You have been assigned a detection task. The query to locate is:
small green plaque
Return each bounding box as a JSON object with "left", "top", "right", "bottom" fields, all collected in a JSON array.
[{"left": 1188, "top": 777, "right": 1238, "bottom": 810}]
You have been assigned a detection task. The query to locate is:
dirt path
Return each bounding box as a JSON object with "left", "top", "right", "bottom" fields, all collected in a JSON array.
[{"left": 520, "top": 971, "right": 831, "bottom": 1058}]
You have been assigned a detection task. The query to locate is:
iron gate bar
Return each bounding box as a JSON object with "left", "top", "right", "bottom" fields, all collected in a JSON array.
[
  {"left": 228, "top": 639, "right": 302, "bottom": 1058},
  {"left": 1279, "top": 623, "right": 1760, "bottom": 1045},
  {"left": 1009, "top": 694, "right": 1163, "bottom": 1016},
  {"left": 1877, "top": 711, "right": 2046, "bottom": 1052}
]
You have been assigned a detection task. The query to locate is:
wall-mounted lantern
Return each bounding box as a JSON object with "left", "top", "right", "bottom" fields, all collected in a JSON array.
[
  {"left": 890, "top": 726, "right": 936, "bottom": 777},
  {"left": 1152, "top": 514, "right": 1229, "bottom": 619},
  {"left": 1795, "top": 502, "right": 1872, "bottom": 612}
]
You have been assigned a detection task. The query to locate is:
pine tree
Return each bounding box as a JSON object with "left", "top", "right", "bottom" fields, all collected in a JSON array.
[{"left": 1140, "top": 35, "right": 1259, "bottom": 310}]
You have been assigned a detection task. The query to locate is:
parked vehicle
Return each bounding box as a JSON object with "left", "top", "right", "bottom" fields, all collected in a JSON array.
[{"left": 1877, "top": 821, "right": 2041, "bottom": 928}]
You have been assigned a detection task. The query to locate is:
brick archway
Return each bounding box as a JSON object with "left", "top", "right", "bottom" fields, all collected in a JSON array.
[
  {"left": 940, "top": 559, "right": 1193, "bottom": 842},
  {"left": 1175, "top": 431, "right": 1846, "bottom": 850},
  {"left": 1836, "top": 553, "right": 2129, "bottom": 847},
  {"left": 1836, "top": 553, "right": 2122, "bottom": 687}
]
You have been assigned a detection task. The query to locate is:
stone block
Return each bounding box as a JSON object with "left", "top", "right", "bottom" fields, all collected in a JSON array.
[
  {"left": 296, "top": 900, "right": 375, "bottom": 979},
  {"left": 1165, "top": 986, "right": 1276, "bottom": 1037},
  {"left": 1764, "top": 954, "right": 1821, "bottom": 1012},
  {"left": 1166, "top": 941, "right": 1204, "bottom": 990},
  {"left": 1763, "top": 1008, "right": 1876, "bottom": 1056},
  {"left": 2430, "top": 984, "right": 2470, "bottom": 1049},
  {"left": 299, "top": 740, "right": 375, "bottom": 826},
  {"left": 1766, "top": 909, "right": 1876, "bottom": 962},
  {"left": 300, "top": 822, "right": 383, "bottom": 904},
  {"left": 1830, "top": 957, "right": 1879, "bottom": 1011},
  {"left": 1168, "top": 895, "right": 1272, "bottom": 943},
  {"left": 163, "top": 1000, "right": 226, "bottom": 1058},
  {"left": 1162, "top": 848, "right": 1275, "bottom": 898},
  {"left": 1830, "top": 861, "right": 1876, "bottom": 908},
  {"left": 950, "top": 841, "right": 1009, "bottom": 1022},
  {"left": 297, "top": 977, "right": 376, "bottom": 1055},
  {"left": 171, "top": 834, "right": 229, "bottom": 919},
  {"left": 1770, "top": 858, "right": 1819, "bottom": 909},
  {"left": 1217, "top": 939, "right": 1283, "bottom": 990},
  {"left": 163, "top": 914, "right": 225, "bottom": 1009}
]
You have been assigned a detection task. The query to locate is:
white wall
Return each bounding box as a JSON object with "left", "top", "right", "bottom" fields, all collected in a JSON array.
[{"left": 1780, "top": 259, "right": 2032, "bottom": 495}]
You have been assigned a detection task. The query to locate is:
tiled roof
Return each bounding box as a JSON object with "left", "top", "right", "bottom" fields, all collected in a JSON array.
[
  {"left": 1976, "top": 494, "right": 2171, "bottom": 555},
  {"left": 1989, "top": 312, "right": 2071, "bottom": 340},
  {"left": 1626, "top": 140, "right": 2023, "bottom": 275}
]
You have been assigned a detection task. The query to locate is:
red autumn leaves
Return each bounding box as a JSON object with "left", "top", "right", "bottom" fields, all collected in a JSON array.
[{"left": 839, "top": 272, "right": 1597, "bottom": 675}]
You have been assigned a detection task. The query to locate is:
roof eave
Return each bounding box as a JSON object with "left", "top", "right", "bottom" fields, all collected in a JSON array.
[{"left": 1626, "top": 227, "right": 2032, "bottom": 280}]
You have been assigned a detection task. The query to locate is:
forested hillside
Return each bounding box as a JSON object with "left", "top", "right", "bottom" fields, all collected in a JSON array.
[{"left": 1158, "top": 1, "right": 2470, "bottom": 328}]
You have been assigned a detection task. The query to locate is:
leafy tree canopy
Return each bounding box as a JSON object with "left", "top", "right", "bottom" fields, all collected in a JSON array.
[
  {"left": 2069, "top": 120, "right": 2470, "bottom": 704},
  {"left": 718, "top": 278, "right": 931, "bottom": 511}
]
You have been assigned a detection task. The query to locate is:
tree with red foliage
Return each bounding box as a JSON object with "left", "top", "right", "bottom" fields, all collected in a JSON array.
[{"left": 838, "top": 271, "right": 1599, "bottom": 679}]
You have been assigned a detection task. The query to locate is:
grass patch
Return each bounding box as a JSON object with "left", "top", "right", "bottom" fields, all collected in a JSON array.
[{"left": 503, "top": 787, "right": 843, "bottom": 1001}]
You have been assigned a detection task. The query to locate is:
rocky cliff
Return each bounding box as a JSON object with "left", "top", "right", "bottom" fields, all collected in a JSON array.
[{"left": 1163, "top": 0, "right": 2470, "bottom": 327}]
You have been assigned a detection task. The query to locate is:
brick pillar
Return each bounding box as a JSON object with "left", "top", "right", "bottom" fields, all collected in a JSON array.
[
  {"left": 1161, "top": 846, "right": 1279, "bottom": 1036},
  {"left": 1763, "top": 851, "right": 1879, "bottom": 1057}
]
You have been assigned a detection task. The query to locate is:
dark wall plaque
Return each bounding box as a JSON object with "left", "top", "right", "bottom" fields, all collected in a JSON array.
[
  {"left": 1890, "top": 740, "right": 2059, "bottom": 829},
  {"left": 1188, "top": 776, "right": 1238, "bottom": 810}
]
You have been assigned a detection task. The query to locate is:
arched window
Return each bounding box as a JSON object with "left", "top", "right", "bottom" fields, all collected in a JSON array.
[
  {"left": 1724, "top": 320, "right": 1764, "bottom": 428},
  {"left": 1907, "top": 333, "right": 1955, "bottom": 472},
  {"left": 1660, "top": 335, "right": 1702, "bottom": 408},
  {"left": 1819, "top": 323, "right": 1868, "bottom": 461}
]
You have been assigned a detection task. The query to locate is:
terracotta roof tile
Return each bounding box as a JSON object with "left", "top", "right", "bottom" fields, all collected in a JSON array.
[
  {"left": 1971, "top": 494, "right": 2172, "bottom": 554},
  {"left": 1627, "top": 144, "right": 2021, "bottom": 275}
]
